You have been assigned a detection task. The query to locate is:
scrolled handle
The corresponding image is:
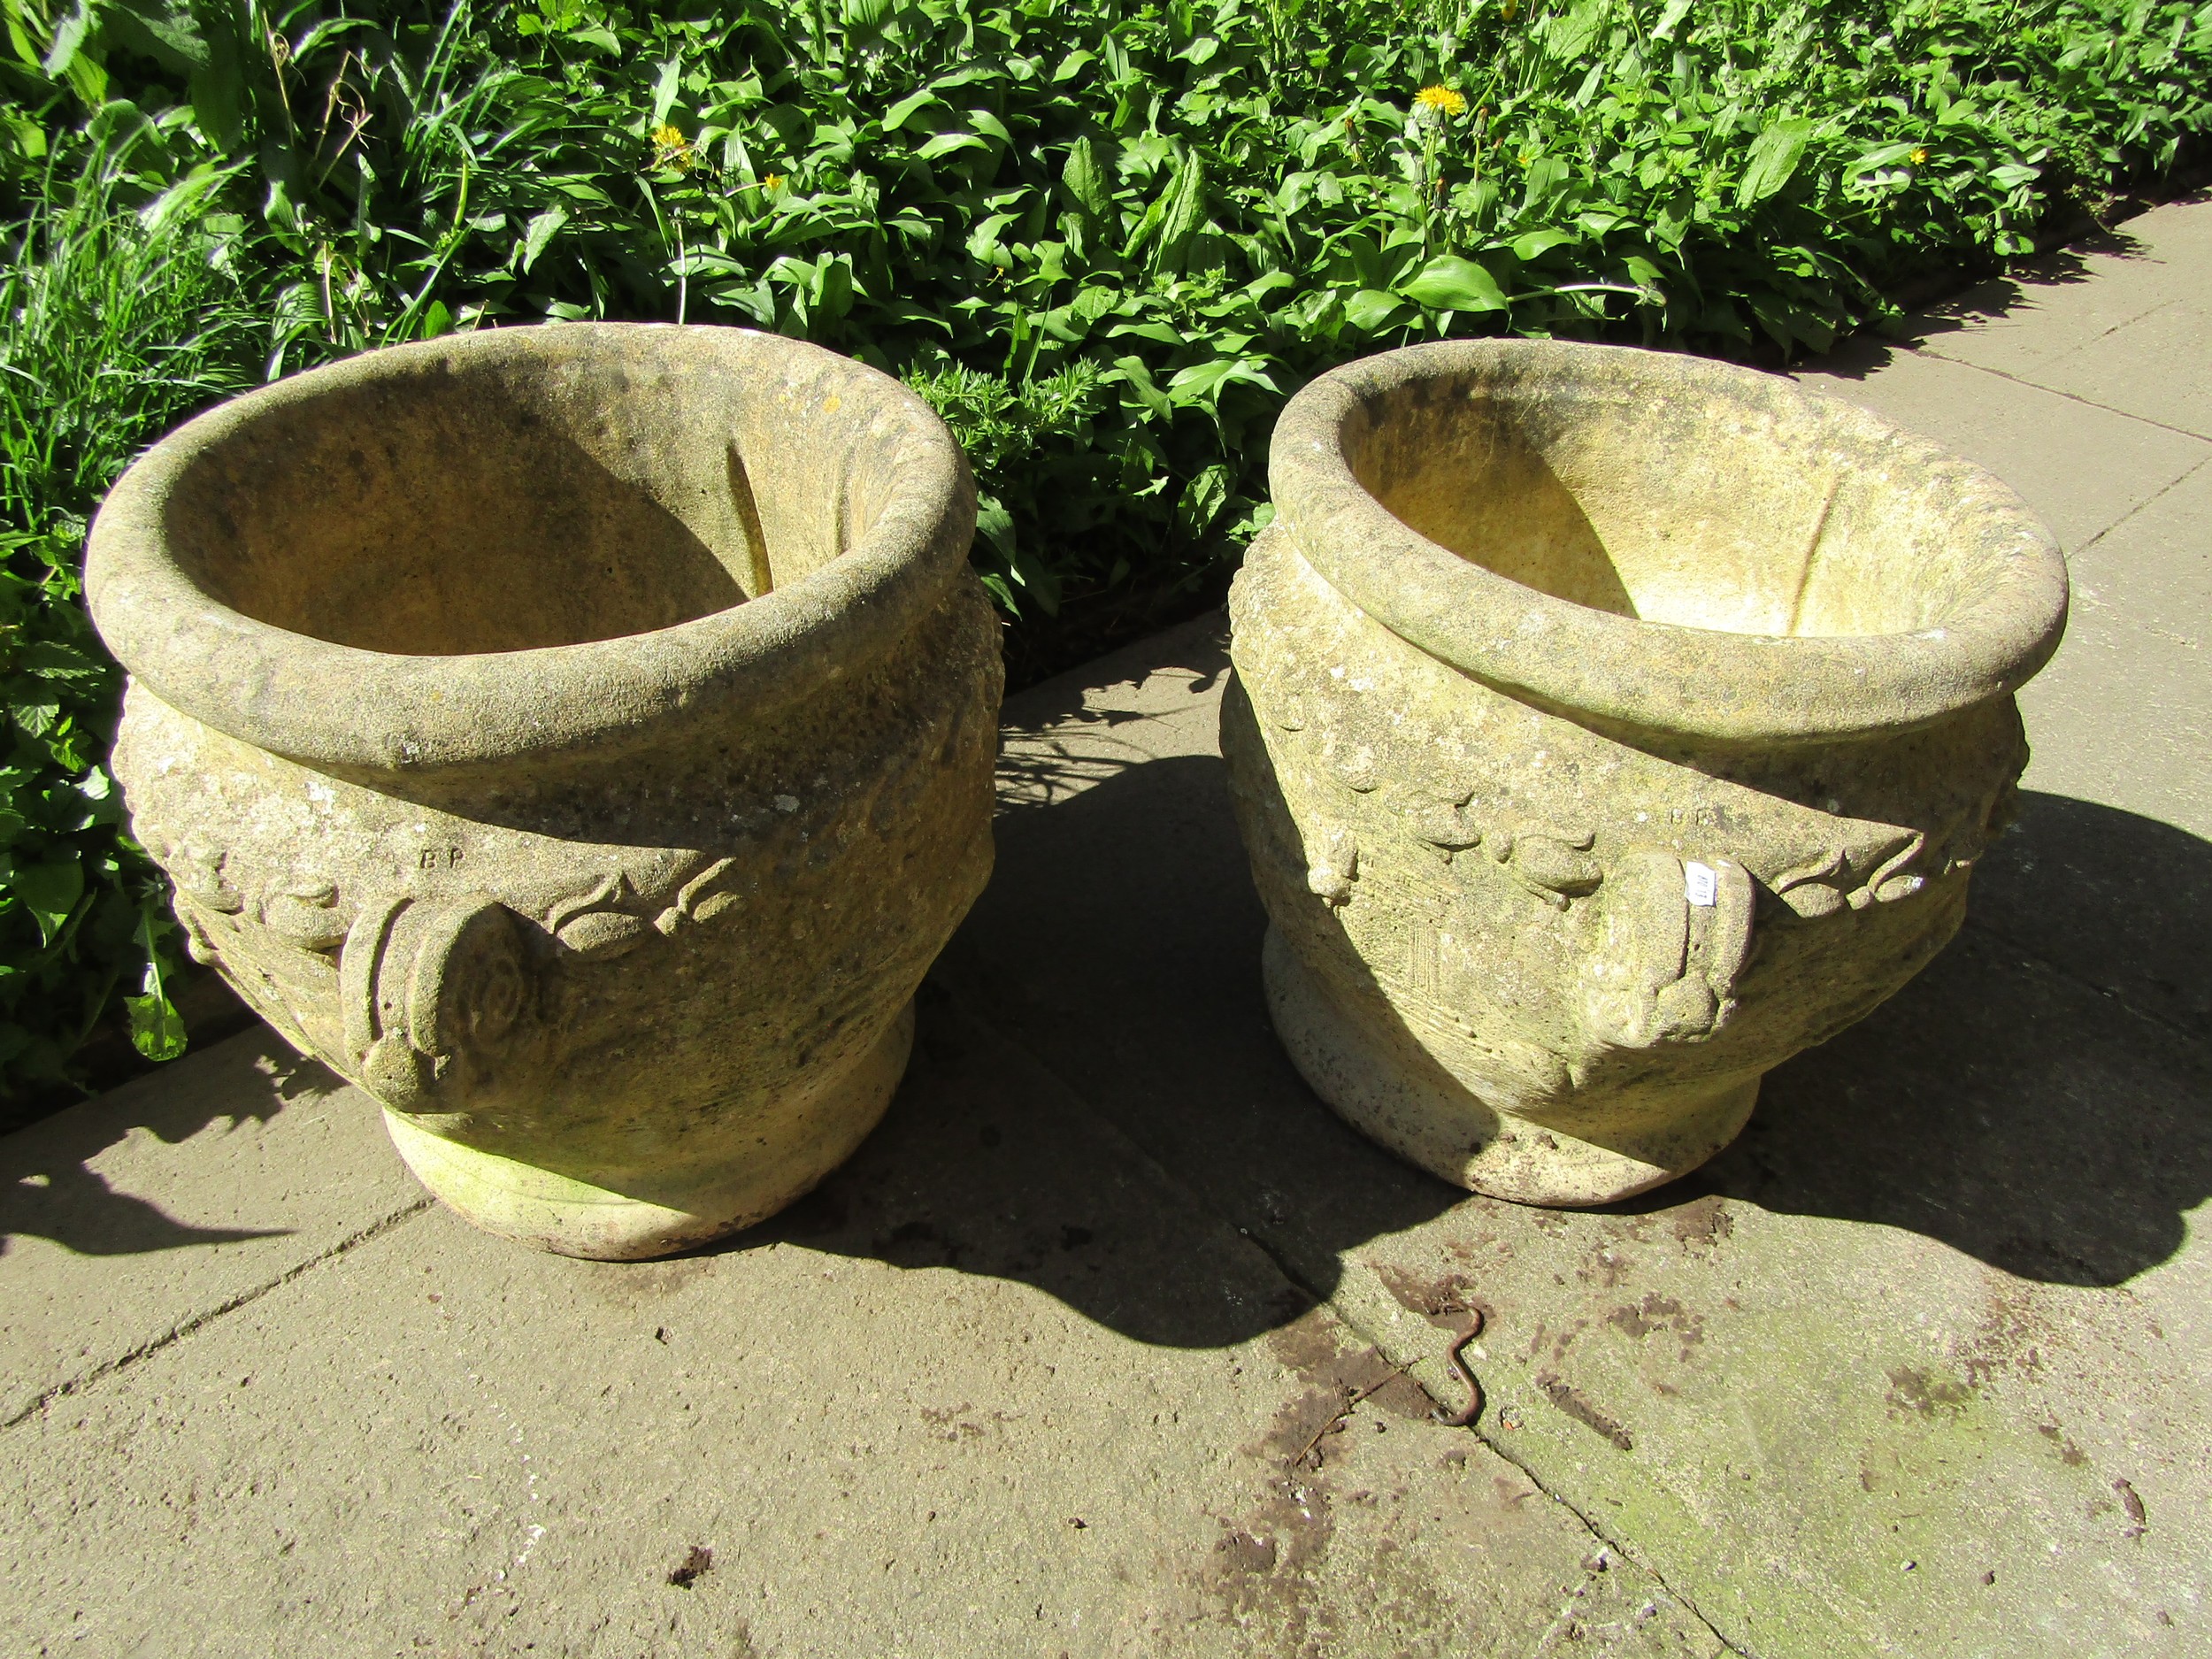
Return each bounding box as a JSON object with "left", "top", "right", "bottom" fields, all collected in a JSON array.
[
  {"left": 1578, "top": 849, "right": 1755, "bottom": 1050},
  {"left": 342, "top": 895, "right": 534, "bottom": 1111}
]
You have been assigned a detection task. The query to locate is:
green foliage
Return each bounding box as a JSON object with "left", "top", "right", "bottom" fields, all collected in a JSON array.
[
  {"left": 0, "top": 119, "right": 267, "bottom": 1092},
  {"left": 0, "top": 0, "right": 2207, "bottom": 1093}
]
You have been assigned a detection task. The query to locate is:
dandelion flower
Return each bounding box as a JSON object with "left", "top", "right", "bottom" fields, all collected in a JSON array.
[
  {"left": 649, "top": 123, "right": 695, "bottom": 170},
  {"left": 1909, "top": 146, "right": 1929, "bottom": 165},
  {"left": 1416, "top": 85, "right": 1469, "bottom": 117},
  {"left": 763, "top": 173, "right": 786, "bottom": 192}
]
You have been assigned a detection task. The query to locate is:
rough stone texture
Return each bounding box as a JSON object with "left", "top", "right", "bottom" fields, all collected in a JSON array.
[
  {"left": 84, "top": 325, "right": 1003, "bottom": 1259},
  {"left": 1222, "top": 341, "right": 2069, "bottom": 1205}
]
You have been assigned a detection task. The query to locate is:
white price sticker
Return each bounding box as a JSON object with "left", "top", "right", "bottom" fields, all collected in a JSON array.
[{"left": 1684, "top": 861, "right": 1718, "bottom": 907}]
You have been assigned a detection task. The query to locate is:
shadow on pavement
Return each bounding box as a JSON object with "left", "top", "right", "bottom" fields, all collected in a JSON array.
[
  {"left": 0, "top": 1033, "right": 325, "bottom": 1257},
  {"left": 783, "top": 730, "right": 2210, "bottom": 1334},
  {"left": 1810, "top": 229, "right": 2151, "bottom": 381},
  {"left": 1663, "top": 789, "right": 2212, "bottom": 1286}
]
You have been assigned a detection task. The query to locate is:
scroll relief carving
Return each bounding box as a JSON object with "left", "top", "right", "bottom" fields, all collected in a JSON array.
[
  {"left": 143, "top": 787, "right": 856, "bottom": 1117},
  {"left": 1254, "top": 649, "right": 2008, "bottom": 1079}
]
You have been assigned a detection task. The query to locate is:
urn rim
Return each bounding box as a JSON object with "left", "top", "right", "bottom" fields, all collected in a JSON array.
[
  {"left": 86, "top": 323, "right": 978, "bottom": 780},
  {"left": 1269, "top": 339, "right": 2069, "bottom": 744}
]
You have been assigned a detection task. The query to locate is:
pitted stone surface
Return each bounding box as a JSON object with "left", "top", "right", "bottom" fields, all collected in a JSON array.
[
  {"left": 86, "top": 325, "right": 1002, "bottom": 1258},
  {"left": 1223, "top": 341, "right": 2066, "bottom": 1205}
]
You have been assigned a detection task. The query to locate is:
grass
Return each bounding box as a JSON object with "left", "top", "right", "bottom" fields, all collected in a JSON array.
[{"left": 0, "top": 115, "right": 267, "bottom": 1102}]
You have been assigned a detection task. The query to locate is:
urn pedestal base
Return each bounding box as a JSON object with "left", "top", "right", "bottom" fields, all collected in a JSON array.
[
  {"left": 381, "top": 1002, "right": 916, "bottom": 1260},
  {"left": 1263, "top": 928, "right": 1761, "bottom": 1207}
]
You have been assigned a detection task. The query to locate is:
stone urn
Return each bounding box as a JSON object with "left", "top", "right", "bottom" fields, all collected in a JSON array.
[
  {"left": 87, "top": 324, "right": 1002, "bottom": 1258},
  {"left": 1222, "top": 340, "right": 2068, "bottom": 1206}
]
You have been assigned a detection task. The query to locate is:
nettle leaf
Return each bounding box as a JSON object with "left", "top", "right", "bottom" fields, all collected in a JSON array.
[
  {"left": 1739, "top": 118, "right": 1817, "bottom": 207},
  {"left": 127, "top": 991, "right": 187, "bottom": 1060},
  {"left": 1401, "top": 254, "right": 1509, "bottom": 313},
  {"left": 126, "top": 900, "right": 185, "bottom": 1061},
  {"left": 1174, "top": 463, "right": 1232, "bottom": 540},
  {"left": 9, "top": 691, "right": 62, "bottom": 740},
  {"left": 1543, "top": 0, "right": 1609, "bottom": 63},
  {"left": 11, "top": 641, "right": 105, "bottom": 680}
]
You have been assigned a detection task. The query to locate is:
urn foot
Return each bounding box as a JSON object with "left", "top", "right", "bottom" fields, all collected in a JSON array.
[
  {"left": 382, "top": 1002, "right": 917, "bottom": 1260},
  {"left": 1263, "top": 928, "right": 1758, "bottom": 1206}
]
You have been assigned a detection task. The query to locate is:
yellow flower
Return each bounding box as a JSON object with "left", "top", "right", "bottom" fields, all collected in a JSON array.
[
  {"left": 1416, "top": 85, "right": 1469, "bottom": 117},
  {"left": 648, "top": 122, "right": 695, "bottom": 170},
  {"left": 762, "top": 173, "right": 786, "bottom": 193},
  {"left": 1909, "top": 146, "right": 1929, "bottom": 165},
  {"left": 1501, "top": 0, "right": 1519, "bottom": 19}
]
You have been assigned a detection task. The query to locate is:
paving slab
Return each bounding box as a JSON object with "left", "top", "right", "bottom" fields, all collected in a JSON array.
[
  {"left": 0, "top": 1028, "right": 428, "bottom": 1428},
  {"left": 947, "top": 612, "right": 2212, "bottom": 1657},
  {"left": 937, "top": 204, "right": 2212, "bottom": 1653},
  {"left": 2, "top": 981, "right": 1720, "bottom": 1656},
  {"left": 1899, "top": 193, "right": 2212, "bottom": 441},
  {"left": 1795, "top": 342, "right": 2207, "bottom": 556}
]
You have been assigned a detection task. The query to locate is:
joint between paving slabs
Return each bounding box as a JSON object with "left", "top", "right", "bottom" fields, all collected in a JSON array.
[
  {"left": 1311, "top": 1262, "right": 1754, "bottom": 1659},
  {"left": 2063, "top": 449, "right": 2212, "bottom": 566},
  {"left": 941, "top": 977, "right": 1752, "bottom": 1652},
  {"left": 1906, "top": 349, "right": 2212, "bottom": 448},
  {"left": 1962, "top": 913, "right": 2211, "bottom": 1055},
  {"left": 2, "top": 1195, "right": 435, "bottom": 1432}
]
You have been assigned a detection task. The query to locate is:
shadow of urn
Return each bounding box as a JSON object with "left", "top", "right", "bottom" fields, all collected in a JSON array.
[
  {"left": 1223, "top": 340, "right": 2070, "bottom": 1206},
  {"left": 85, "top": 324, "right": 1002, "bottom": 1260}
]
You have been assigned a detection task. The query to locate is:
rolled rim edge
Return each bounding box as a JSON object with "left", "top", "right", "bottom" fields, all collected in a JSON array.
[{"left": 1269, "top": 340, "right": 2070, "bottom": 745}]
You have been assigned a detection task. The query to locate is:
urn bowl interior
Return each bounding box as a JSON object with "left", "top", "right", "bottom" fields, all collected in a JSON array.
[
  {"left": 157, "top": 328, "right": 889, "bottom": 656},
  {"left": 1347, "top": 351, "right": 2011, "bottom": 639},
  {"left": 87, "top": 325, "right": 975, "bottom": 778}
]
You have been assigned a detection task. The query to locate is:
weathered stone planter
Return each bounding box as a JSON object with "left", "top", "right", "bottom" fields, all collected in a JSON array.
[
  {"left": 1223, "top": 340, "right": 2068, "bottom": 1206},
  {"left": 88, "top": 324, "right": 1001, "bottom": 1258}
]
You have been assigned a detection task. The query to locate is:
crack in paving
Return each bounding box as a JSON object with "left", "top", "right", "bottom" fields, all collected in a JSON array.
[
  {"left": 936, "top": 986, "right": 1748, "bottom": 1649},
  {"left": 1463, "top": 1420, "right": 1751, "bottom": 1658},
  {"left": 1303, "top": 1263, "right": 1755, "bottom": 1659},
  {"left": 945, "top": 980, "right": 1755, "bottom": 1652},
  {"left": 1, "top": 1195, "right": 434, "bottom": 1432}
]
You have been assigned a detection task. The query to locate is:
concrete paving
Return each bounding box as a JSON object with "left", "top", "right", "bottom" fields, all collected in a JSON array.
[{"left": 4, "top": 195, "right": 2208, "bottom": 1656}]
